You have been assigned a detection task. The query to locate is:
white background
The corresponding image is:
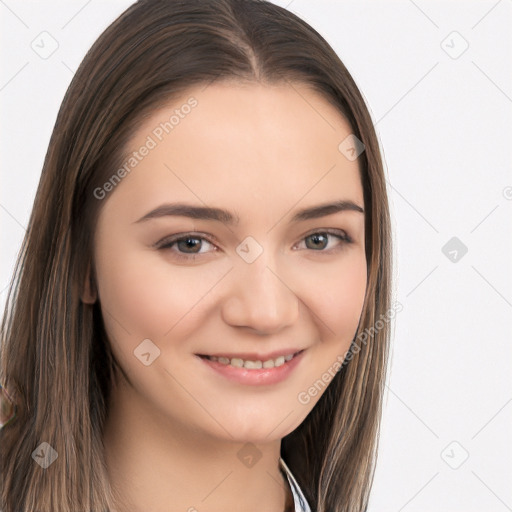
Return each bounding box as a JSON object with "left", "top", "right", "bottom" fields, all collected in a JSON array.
[{"left": 1, "top": 1, "right": 511, "bottom": 510}]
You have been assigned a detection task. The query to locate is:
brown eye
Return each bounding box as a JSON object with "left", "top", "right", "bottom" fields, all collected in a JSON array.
[
  {"left": 305, "top": 233, "right": 329, "bottom": 250},
  {"left": 155, "top": 233, "right": 218, "bottom": 261},
  {"left": 167, "top": 237, "right": 202, "bottom": 254}
]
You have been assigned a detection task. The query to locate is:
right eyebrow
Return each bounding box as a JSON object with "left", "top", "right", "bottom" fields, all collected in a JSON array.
[{"left": 134, "top": 203, "right": 238, "bottom": 224}]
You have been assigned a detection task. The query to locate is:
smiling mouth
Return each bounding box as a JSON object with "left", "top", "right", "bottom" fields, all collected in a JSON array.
[{"left": 197, "top": 350, "right": 304, "bottom": 370}]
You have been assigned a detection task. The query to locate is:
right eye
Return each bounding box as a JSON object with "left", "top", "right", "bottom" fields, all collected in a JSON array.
[{"left": 155, "top": 232, "right": 219, "bottom": 261}]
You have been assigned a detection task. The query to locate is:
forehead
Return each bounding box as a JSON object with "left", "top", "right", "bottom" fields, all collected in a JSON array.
[{"left": 107, "top": 81, "right": 364, "bottom": 223}]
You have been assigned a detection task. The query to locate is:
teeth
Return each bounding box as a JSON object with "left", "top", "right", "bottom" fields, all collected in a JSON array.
[
  {"left": 274, "top": 356, "right": 285, "bottom": 367},
  {"left": 205, "top": 352, "right": 298, "bottom": 370},
  {"left": 244, "top": 360, "right": 262, "bottom": 369}
]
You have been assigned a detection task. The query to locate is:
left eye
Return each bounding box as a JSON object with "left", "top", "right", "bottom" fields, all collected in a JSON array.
[{"left": 296, "top": 230, "right": 352, "bottom": 251}]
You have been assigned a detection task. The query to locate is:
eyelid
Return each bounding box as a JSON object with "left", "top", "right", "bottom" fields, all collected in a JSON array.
[
  {"left": 301, "top": 227, "right": 352, "bottom": 243},
  {"left": 153, "top": 231, "right": 218, "bottom": 249}
]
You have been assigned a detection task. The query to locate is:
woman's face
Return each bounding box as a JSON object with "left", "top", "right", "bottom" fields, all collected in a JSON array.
[{"left": 89, "top": 81, "right": 367, "bottom": 442}]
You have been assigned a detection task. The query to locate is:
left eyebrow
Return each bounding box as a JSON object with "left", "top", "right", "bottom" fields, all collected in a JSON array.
[
  {"left": 133, "top": 199, "right": 364, "bottom": 225},
  {"left": 290, "top": 200, "right": 364, "bottom": 222}
]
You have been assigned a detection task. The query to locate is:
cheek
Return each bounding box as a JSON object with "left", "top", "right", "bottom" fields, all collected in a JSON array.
[
  {"left": 293, "top": 251, "right": 367, "bottom": 338},
  {"left": 94, "top": 244, "right": 227, "bottom": 339},
  {"left": 289, "top": 254, "right": 367, "bottom": 411},
  {"left": 331, "top": 260, "right": 367, "bottom": 332}
]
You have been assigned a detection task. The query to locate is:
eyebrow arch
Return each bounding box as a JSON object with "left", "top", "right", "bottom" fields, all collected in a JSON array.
[{"left": 134, "top": 199, "right": 364, "bottom": 225}]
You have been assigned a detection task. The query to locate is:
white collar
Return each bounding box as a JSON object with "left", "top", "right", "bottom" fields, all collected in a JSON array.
[{"left": 279, "top": 457, "right": 312, "bottom": 512}]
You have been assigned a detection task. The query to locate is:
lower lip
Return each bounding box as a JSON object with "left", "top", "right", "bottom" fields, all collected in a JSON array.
[{"left": 196, "top": 350, "right": 305, "bottom": 386}]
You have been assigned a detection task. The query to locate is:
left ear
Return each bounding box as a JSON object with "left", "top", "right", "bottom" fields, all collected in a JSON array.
[{"left": 81, "top": 263, "right": 97, "bottom": 304}]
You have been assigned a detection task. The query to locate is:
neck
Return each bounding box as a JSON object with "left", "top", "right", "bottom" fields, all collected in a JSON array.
[{"left": 102, "top": 372, "right": 292, "bottom": 512}]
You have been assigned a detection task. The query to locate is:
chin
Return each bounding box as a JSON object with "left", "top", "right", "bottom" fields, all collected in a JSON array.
[{"left": 208, "top": 408, "right": 307, "bottom": 445}]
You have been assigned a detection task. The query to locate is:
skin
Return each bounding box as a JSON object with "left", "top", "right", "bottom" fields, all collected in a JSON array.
[{"left": 82, "top": 81, "right": 367, "bottom": 512}]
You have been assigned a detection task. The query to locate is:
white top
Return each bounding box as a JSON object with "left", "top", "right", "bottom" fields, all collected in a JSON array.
[{"left": 279, "top": 457, "right": 312, "bottom": 512}]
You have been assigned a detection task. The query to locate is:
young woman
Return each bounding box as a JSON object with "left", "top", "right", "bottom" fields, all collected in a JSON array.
[{"left": 0, "top": 1, "right": 392, "bottom": 511}]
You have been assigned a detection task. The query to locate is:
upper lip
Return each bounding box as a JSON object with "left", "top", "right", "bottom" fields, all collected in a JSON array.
[{"left": 196, "top": 348, "right": 305, "bottom": 361}]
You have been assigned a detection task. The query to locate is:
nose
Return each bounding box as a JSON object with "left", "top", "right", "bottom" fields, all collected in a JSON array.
[{"left": 221, "top": 254, "right": 299, "bottom": 334}]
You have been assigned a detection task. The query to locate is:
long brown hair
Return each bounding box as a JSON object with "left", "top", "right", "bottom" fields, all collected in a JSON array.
[{"left": 0, "top": 0, "right": 392, "bottom": 510}]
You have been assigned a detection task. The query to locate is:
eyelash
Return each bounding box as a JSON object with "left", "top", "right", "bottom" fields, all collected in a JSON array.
[{"left": 154, "top": 229, "right": 353, "bottom": 262}]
